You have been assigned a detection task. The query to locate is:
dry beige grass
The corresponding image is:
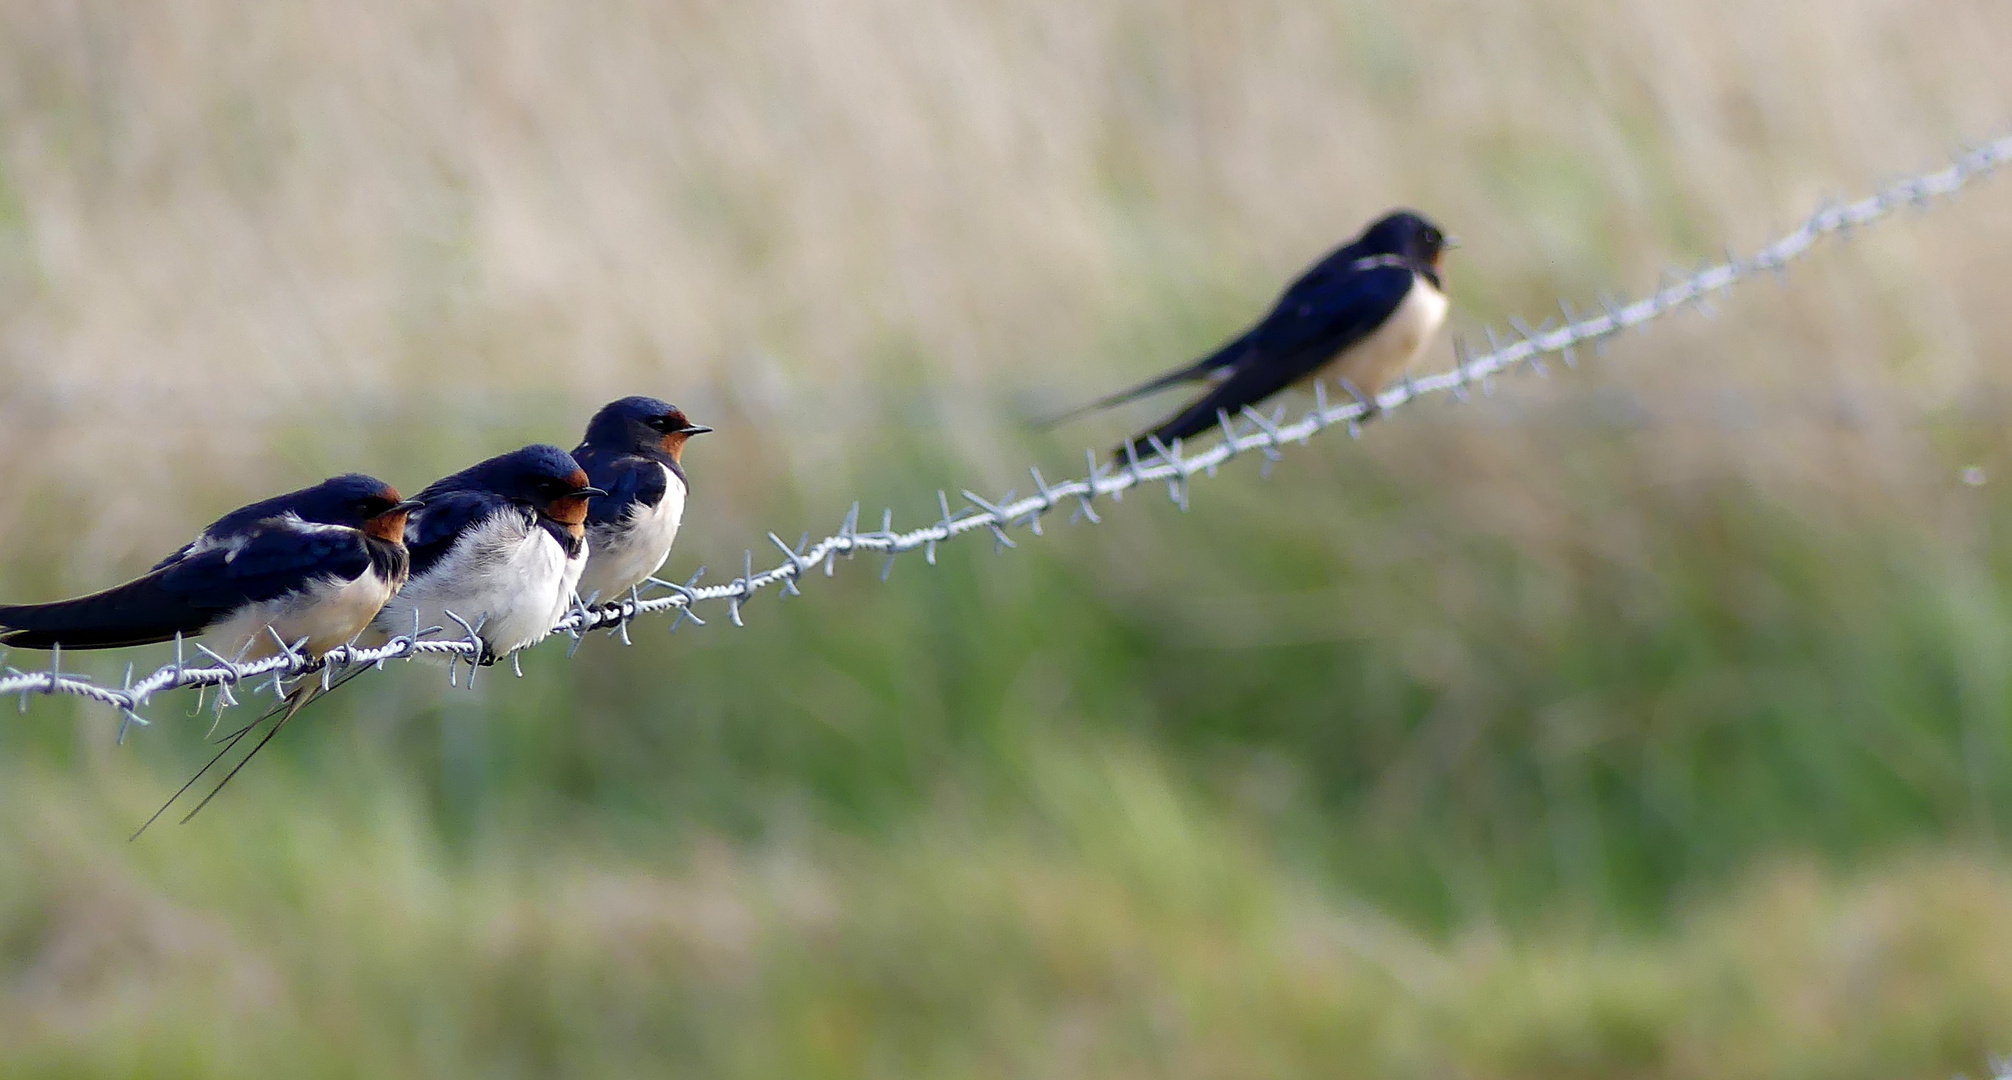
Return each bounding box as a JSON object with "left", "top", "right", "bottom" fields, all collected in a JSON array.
[{"left": 1, "top": 0, "right": 2010, "bottom": 575}]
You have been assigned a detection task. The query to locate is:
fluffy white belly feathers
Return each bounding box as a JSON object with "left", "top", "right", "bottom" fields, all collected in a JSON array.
[
  {"left": 577, "top": 464, "right": 687, "bottom": 602},
  {"left": 374, "top": 511, "right": 583, "bottom": 659},
  {"left": 1326, "top": 274, "right": 1449, "bottom": 397}
]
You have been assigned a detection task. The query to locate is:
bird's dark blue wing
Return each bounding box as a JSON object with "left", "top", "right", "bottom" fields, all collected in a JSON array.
[
  {"left": 578, "top": 453, "right": 668, "bottom": 527},
  {"left": 1245, "top": 263, "right": 1415, "bottom": 371},
  {"left": 160, "top": 525, "right": 370, "bottom": 609},
  {"left": 404, "top": 489, "right": 521, "bottom": 578},
  {"left": 1124, "top": 265, "right": 1416, "bottom": 454},
  {"left": 0, "top": 520, "right": 370, "bottom": 650}
]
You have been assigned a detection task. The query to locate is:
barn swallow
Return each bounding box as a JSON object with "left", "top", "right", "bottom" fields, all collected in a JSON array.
[
  {"left": 1048, "top": 210, "right": 1452, "bottom": 460},
  {"left": 370, "top": 444, "right": 606, "bottom": 664},
  {"left": 6, "top": 475, "right": 430, "bottom": 838},
  {"left": 0, "top": 474, "right": 420, "bottom": 658},
  {"left": 571, "top": 396, "right": 711, "bottom": 604}
]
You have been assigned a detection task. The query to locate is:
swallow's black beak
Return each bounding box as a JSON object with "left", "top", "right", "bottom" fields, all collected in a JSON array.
[
  {"left": 389, "top": 499, "right": 427, "bottom": 514},
  {"left": 576, "top": 486, "right": 611, "bottom": 499},
  {"left": 678, "top": 423, "right": 714, "bottom": 436},
  {"left": 1441, "top": 235, "right": 1461, "bottom": 251}
]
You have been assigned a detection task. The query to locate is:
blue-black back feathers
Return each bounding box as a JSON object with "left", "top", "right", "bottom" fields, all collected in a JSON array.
[{"left": 405, "top": 444, "right": 594, "bottom": 573}]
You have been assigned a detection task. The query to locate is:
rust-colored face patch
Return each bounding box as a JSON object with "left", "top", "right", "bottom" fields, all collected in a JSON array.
[
  {"left": 548, "top": 473, "right": 594, "bottom": 528},
  {"left": 546, "top": 496, "right": 591, "bottom": 527},
  {"left": 362, "top": 487, "right": 410, "bottom": 542},
  {"left": 658, "top": 411, "right": 691, "bottom": 459},
  {"left": 363, "top": 509, "right": 412, "bottom": 543}
]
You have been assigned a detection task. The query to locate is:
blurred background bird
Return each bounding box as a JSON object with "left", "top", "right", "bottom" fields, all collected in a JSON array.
[{"left": 1047, "top": 210, "right": 1451, "bottom": 459}]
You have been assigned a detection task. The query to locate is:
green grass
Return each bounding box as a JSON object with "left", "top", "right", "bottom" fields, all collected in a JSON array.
[
  {"left": 6, "top": 741, "right": 2012, "bottom": 1079},
  {"left": 9, "top": 417, "right": 2012, "bottom": 1076}
]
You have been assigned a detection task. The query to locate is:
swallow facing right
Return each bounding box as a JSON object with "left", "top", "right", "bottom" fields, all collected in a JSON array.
[
  {"left": 571, "top": 395, "right": 712, "bottom": 604},
  {"left": 370, "top": 445, "right": 606, "bottom": 663},
  {"left": 1050, "top": 210, "right": 1452, "bottom": 460},
  {"left": 0, "top": 474, "right": 420, "bottom": 659}
]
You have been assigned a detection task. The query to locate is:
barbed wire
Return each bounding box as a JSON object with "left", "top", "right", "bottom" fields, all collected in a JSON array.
[{"left": 6, "top": 134, "right": 2012, "bottom": 735}]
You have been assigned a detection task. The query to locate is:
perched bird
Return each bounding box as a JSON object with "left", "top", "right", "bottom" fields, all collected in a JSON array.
[
  {"left": 571, "top": 395, "right": 711, "bottom": 604},
  {"left": 370, "top": 445, "right": 606, "bottom": 664},
  {"left": 0, "top": 475, "right": 420, "bottom": 658},
  {"left": 1049, "top": 210, "right": 1453, "bottom": 460}
]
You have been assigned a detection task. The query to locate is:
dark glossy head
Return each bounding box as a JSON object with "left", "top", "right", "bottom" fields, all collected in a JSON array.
[
  {"left": 1356, "top": 210, "right": 1451, "bottom": 269},
  {"left": 211, "top": 474, "right": 421, "bottom": 541},
  {"left": 446, "top": 445, "right": 607, "bottom": 529},
  {"left": 580, "top": 395, "right": 713, "bottom": 463}
]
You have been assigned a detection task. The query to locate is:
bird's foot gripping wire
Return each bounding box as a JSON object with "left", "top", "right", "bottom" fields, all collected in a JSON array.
[{"left": 1332, "top": 378, "right": 1382, "bottom": 427}]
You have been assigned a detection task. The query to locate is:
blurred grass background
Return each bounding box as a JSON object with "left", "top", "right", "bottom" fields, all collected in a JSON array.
[{"left": 4, "top": 0, "right": 2012, "bottom": 1075}]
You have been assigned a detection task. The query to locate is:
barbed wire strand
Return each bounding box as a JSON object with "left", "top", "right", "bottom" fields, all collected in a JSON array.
[{"left": 5, "top": 134, "right": 2011, "bottom": 733}]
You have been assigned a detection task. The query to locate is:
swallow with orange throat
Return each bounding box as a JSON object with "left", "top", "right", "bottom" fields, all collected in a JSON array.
[
  {"left": 1046, "top": 210, "right": 1453, "bottom": 461},
  {"left": 570, "top": 395, "right": 711, "bottom": 605},
  {"left": 369, "top": 444, "right": 606, "bottom": 665},
  {"left": 0, "top": 474, "right": 425, "bottom": 833}
]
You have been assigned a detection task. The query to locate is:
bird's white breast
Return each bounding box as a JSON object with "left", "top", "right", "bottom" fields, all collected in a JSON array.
[
  {"left": 373, "top": 512, "right": 584, "bottom": 658},
  {"left": 212, "top": 567, "right": 399, "bottom": 660},
  {"left": 578, "top": 465, "right": 687, "bottom": 603},
  {"left": 1328, "top": 275, "right": 1450, "bottom": 397}
]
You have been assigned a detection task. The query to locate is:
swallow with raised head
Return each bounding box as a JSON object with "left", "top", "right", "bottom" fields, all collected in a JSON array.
[
  {"left": 0, "top": 475, "right": 420, "bottom": 658},
  {"left": 370, "top": 445, "right": 606, "bottom": 664},
  {"left": 1048, "top": 210, "right": 1452, "bottom": 460},
  {"left": 570, "top": 395, "right": 711, "bottom": 604}
]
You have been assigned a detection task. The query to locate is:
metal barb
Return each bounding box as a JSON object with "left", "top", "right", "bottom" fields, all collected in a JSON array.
[
  {"left": 832, "top": 503, "right": 860, "bottom": 571},
  {"left": 1451, "top": 336, "right": 1473, "bottom": 400},
  {"left": 1121, "top": 440, "right": 1145, "bottom": 492},
  {"left": 1071, "top": 449, "right": 1104, "bottom": 525},
  {"left": 661, "top": 567, "right": 709, "bottom": 632},
  {"left": 441, "top": 610, "right": 486, "bottom": 688},
  {"left": 728, "top": 549, "right": 753, "bottom": 625},
  {"left": 617, "top": 586, "right": 639, "bottom": 645},
  {"left": 1024, "top": 468, "right": 1053, "bottom": 535},
  {"left": 961, "top": 490, "right": 1019, "bottom": 549},
  {"left": 767, "top": 531, "right": 807, "bottom": 596},
  {"left": 1238, "top": 405, "right": 1285, "bottom": 461},
  {"left": 115, "top": 663, "right": 146, "bottom": 744}
]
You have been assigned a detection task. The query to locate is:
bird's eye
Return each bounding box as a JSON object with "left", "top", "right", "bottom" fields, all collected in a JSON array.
[{"left": 646, "top": 416, "right": 673, "bottom": 432}]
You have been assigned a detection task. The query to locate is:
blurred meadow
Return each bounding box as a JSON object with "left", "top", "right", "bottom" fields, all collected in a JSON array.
[{"left": 6, "top": 0, "right": 2012, "bottom": 1075}]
